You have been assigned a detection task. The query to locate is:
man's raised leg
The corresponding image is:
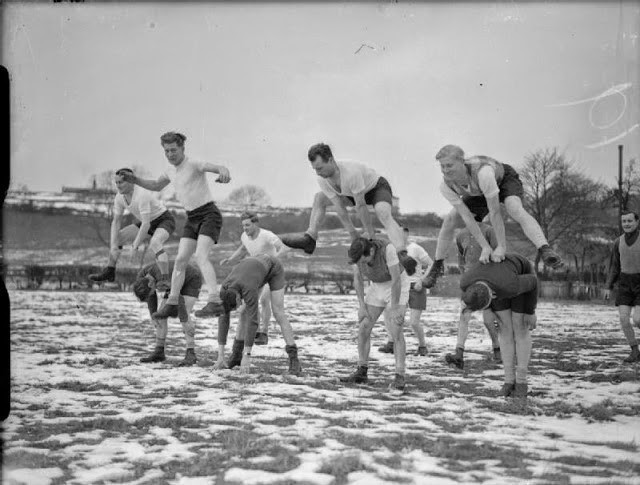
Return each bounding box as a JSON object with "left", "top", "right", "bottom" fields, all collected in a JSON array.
[
  {"left": 90, "top": 225, "right": 139, "bottom": 282},
  {"left": 153, "top": 237, "right": 196, "bottom": 319},
  {"left": 280, "top": 192, "right": 334, "bottom": 254},
  {"left": 148, "top": 228, "right": 171, "bottom": 281},
  {"left": 194, "top": 235, "right": 223, "bottom": 316},
  {"left": 374, "top": 201, "right": 405, "bottom": 251}
]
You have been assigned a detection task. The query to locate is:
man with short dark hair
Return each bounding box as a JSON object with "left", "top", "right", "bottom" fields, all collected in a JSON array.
[
  {"left": 280, "top": 143, "right": 405, "bottom": 255},
  {"left": 340, "top": 237, "right": 410, "bottom": 392},
  {"left": 604, "top": 210, "right": 640, "bottom": 363},
  {"left": 222, "top": 211, "right": 288, "bottom": 345},
  {"left": 199, "top": 254, "right": 301, "bottom": 375},
  {"left": 424, "top": 144, "right": 562, "bottom": 288},
  {"left": 90, "top": 168, "right": 175, "bottom": 284},
  {"left": 119, "top": 132, "right": 231, "bottom": 318},
  {"left": 460, "top": 253, "right": 538, "bottom": 398},
  {"left": 133, "top": 262, "right": 202, "bottom": 366}
]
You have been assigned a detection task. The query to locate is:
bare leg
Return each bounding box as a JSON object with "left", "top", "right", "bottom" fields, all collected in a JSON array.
[
  {"left": 409, "top": 309, "right": 426, "bottom": 347},
  {"left": 482, "top": 309, "right": 501, "bottom": 349},
  {"left": 270, "top": 288, "right": 295, "bottom": 345},
  {"left": 194, "top": 234, "right": 219, "bottom": 303},
  {"left": 259, "top": 287, "right": 272, "bottom": 333},
  {"left": 180, "top": 296, "right": 197, "bottom": 349},
  {"left": 108, "top": 225, "right": 139, "bottom": 266},
  {"left": 306, "top": 192, "right": 333, "bottom": 239},
  {"left": 619, "top": 306, "right": 639, "bottom": 345},
  {"left": 504, "top": 196, "right": 548, "bottom": 248},
  {"left": 357, "top": 305, "right": 386, "bottom": 366},
  {"left": 384, "top": 304, "right": 408, "bottom": 375},
  {"left": 456, "top": 309, "right": 471, "bottom": 350},
  {"left": 148, "top": 228, "right": 171, "bottom": 276},
  {"left": 496, "top": 310, "right": 515, "bottom": 383},
  {"left": 374, "top": 201, "right": 405, "bottom": 251},
  {"left": 167, "top": 238, "right": 196, "bottom": 304},
  {"left": 434, "top": 207, "right": 462, "bottom": 260},
  {"left": 512, "top": 312, "right": 532, "bottom": 384}
]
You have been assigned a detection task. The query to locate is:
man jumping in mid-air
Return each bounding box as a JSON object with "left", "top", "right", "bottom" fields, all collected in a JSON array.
[
  {"left": 281, "top": 143, "right": 406, "bottom": 255},
  {"left": 424, "top": 145, "right": 562, "bottom": 288},
  {"left": 221, "top": 211, "right": 288, "bottom": 345},
  {"left": 90, "top": 168, "right": 175, "bottom": 284},
  {"left": 119, "top": 132, "right": 231, "bottom": 318}
]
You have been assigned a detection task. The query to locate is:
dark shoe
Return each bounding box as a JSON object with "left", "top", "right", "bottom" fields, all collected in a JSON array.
[
  {"left": 177, "top": 348, "right": 197, "bottom": 367},
  {"left": 227, "top": 340, "right": 244, "bottom": 369},
  {"left": 280, "top": 232, "right": 316, "bottom": 255},
  {"left": 340, "top": 365, "right": 368, "bottom": 384},
  {"left": 140, "top": 347, "right": 166, "bottom": 363},
  {"left": 501, "top": 382, "right": 516, "bottom": 397},
  {"left": 378, "top": 341, "right": 394, "bottom": 354},
  {"left": 152, "top": 303, "right": 179, "bottom": 319},
  {"left": 254, "top": 332, "right": 269, "bottom": 346},
  {"left": 538, "top": 245, "right": 563, "bottom": 269},
  {"left": 493, "top": 347, "right": 502, "bottom": 363},
  {"left": 416, "top": 346, "right": 428, "bottom": 356},
  {"left": 512, "top": 383, "right": 528, "bottom": 398},
  {"left": 423, "top": 259, "right": 444, "bottom": 289},
  {"left": 89, "top": 266, "right": 115, "bottom": 283},
  {"left": 623, "top": 347, "right": 640, "bottom": 363},
  {"left": 194, "top": 301, "right": 226, "bottom": 318},
  {"left": 445, "top": 353, "right": 464, "bottom": 369},
  {"left": 392, "top": 373, "right": 406, "bottom": 392},
  {"left": 285, "top": 345, "right": 302, "bottom": 375}
]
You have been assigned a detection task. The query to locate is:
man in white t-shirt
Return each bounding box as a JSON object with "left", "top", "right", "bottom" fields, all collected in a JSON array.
[
  {"left": 119, "top": 132, "right": 231, "bottom": 319},
  {"left": 221, "top": 211, "right": 289, "bottom": 346},
  {"left": 339, "top": 237, "right": 410, "bottom": 393},
  {"left": 89, "top": 168, "right": 176, "bottom": 283},
  {"left": 379, "top": 227, "right": 433, "bottom": 356},
  {"left": 424, "top": 145, "right": 563, "bottom": 289},
  {"left": 280, "top": 143, "right": 406, "bottom": 257}
]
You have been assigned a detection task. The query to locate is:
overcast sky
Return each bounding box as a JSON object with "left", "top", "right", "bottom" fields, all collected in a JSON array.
[{"left": 3, "top": 2, "right": 639, "bottom": 215}]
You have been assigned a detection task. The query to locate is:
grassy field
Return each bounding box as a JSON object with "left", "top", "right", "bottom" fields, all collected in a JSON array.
[{"left": 5, "top": 290, "right": 640, "bottom": 484}]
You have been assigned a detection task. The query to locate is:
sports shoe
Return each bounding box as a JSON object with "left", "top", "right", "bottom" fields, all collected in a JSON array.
[
  {"left": 512, "top": 383, "right": 528, "bottom": 398},
  {"left": 89, "top": 266, "right": 115, "bottom": 283},
  {"left": 177, "top": 348, "right": 197, "bottom": 367},
  {"left": 493, "top": 347, "right": 502, "bottom": 363},
  {"left": 153, "top": 303, "right": 179, "bottom": 319},
  {"left": 254, "top": 332, "right": 269, "bottom": 346},
  {"left": 623, "top": 346, "right": 640, "bottom": 363},
  {"left": 378, "top": 341, "right": 394, "bottom": 354},
  {"left": 340, "top": 365, "right": 368, "bottom": 384},
  {"left": 501, "top": 382, "right": 516, "bottom": 397},
  {"left": 280, "top": 232, "right": 316, "bottom": 255},
  {"left": 227, "top": 340, "right": 244, "bottom": 369},
  {"left": 285, "top": 344, "right": 302, "bottom": 375},
  {"left": 392, "top": 373, "right": 406, "bottom": 392},
  {"left": 538, "top": 245, "right": 563, "bottom": 269},
  {"left": 140, "top": 347, "right": 166, "bottom": 363},
  {"left": 445, "top": 353, "right": 464, "bottom": 369},
  {"left": 195, "top": 301, "right": 226, "bottom": 318},
  {"left": 416, "top": 346, "right": 428, "bottom": 356},
  {"left": 423, "top": 259, "right": 444, "bottom": 289}
]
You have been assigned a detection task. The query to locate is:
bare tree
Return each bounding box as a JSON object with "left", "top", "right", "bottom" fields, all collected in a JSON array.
[
  {"left": 226, "top": 185, "right": 271, "bottom": 207},
  {"left": 520, "top": 148, "right": 607, "bottom": 271}
]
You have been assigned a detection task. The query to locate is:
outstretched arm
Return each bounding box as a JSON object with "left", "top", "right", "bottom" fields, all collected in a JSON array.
[
  {"left": 222, "top": 244, "right": 249, "bottom": 266},
  {"left": 120, "top": 172, "right": 170, "bottom": 192},
  {"left": 201, "top": 162, "right": 231, "bottom": 183}
]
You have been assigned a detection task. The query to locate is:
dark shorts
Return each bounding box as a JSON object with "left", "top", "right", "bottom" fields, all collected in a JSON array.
[
  {"left": 181, "top": 270, "right": 203, "bottom": 298},
  {"left": 491, "top": 258, "right": 537, "bottom": 315},
  {"left": 135, "top": 210, "right": 176, "bottom": 236},
  {"left": 615, "top": 273, "right": 640, "bottom": 307},
  {"left": 462, "top": 164, "right": 524, "bottom": 220},
  {"left": 409, "top": 283, "right": 427, "bottom": 310},
  {"left": 264, "top": 256, "right": 286, "bottom": 292},
  {"left": 182, "top": 202, "right": 223, "bottom": 242},
  {"left": 345, "top": 176, "right": 394, "bottom": 207}
]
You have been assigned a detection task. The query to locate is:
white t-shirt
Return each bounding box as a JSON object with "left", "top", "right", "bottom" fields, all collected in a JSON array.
[
  {"left": 162, "top": 157, "right": 213, "bottom": 211},
  {"left": 439, "top": 164, "right": 500, "bottom": 206},
  {"left": 241, "top": 229, "right": 283, "bottom": 257},
  {"left": 113, "top": 186, "right": 166, "bottom": 224},
  {"left": 406, "top": 242, "right": 433, "bottom": 283},
  {"left": 317, "top": 161, "right": 380, "bottom": 200}
]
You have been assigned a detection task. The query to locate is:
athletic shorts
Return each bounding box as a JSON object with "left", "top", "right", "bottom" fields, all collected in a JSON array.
[
  {"left": 491, "top": 258, "right": 537, "bottom": 315},
  {"left": 408, "top": 283, "right": 427, "bottom": 310},
  {"left": 365, "top": 275, "right": 410, "bottom": 308},
  {"left": 182, "top": 202, "right": 223, "bottom": 242},
  {"left": 345, "top": 176, "right": 394, "bottom": 207},
  {"left": 615, "top": 273, "right": 640, "bottom": 307},
  {"left": 462, "top": 164, "right": 524, "bottom": 219},
  {"left": 135, "top": 210, "right": 176, "bottom": 236},
  {"left": 264, "top": 255, "right": 286, "bottom": 292}
]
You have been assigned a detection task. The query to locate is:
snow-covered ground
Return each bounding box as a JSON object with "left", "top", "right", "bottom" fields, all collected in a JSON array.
[{"left": 5, "top": 291, "right": 640, "bottom": 484}]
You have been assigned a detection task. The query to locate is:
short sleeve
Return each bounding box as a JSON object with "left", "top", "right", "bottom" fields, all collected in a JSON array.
[
  {"left": 440, "top": 181, "right": 463, "bottom": 205},
  {"left": 477, "top": 166, "right": 500, "bottom": 198},
  {"left": 136, "top": 191, "right": 153, "bottom": 223},
  {"left": 344, "top": 165, "right": 367, "bottom": 195},
  {"left": 113, "top": 195, "right": 125, "bottom": 216},
  {"left": 317, "top": 177, "right": 339, "bottom": 200},
  {"left": 385, "top": 244, "right": 399, "bottom": 268},
  {"left": 268, "top": 231, "right": 283, "bottom": 249}
]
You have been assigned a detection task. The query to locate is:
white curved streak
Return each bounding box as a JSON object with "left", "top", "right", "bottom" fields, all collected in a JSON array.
[
  {"left": 585, "top": 124, "right": 639, "bottom": 149},
  {"left": 546, "top": 83, "right": 633, "bottom": 108}
]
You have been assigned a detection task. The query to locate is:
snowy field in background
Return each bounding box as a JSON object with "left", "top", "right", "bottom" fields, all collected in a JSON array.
[{"left": 5, "top": 291, "right": 640, "bottom": 485}]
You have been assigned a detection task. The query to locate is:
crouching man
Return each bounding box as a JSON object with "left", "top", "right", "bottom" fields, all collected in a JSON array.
[
  {"left": 340, "top": 237, "right": 410, "bottom": 392},
  {"left": 200, "top": 255, "right": 302, "bottom": 375},
  {"left": 133, "top": 262, "right": 202, "bottom": 366}
]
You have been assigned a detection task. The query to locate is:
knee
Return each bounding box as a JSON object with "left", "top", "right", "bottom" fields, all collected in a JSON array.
[
  {"left": 313, "top": 191, "right": 330, "bottom": 207},
  {"left": 504, "top": 197, "right": 526, "bottom": 219},
  {"left": 149, "top": 237, "right": 163, "bottom": 254},
  {"left": 271, "top": 305, "right": 286, "bottom": 321},
  {"left": 375, "top": 205, "right": 393, "bottom": 223},
  {"left": 194, "top": 249, "right": 211, "bottom": 267}
]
